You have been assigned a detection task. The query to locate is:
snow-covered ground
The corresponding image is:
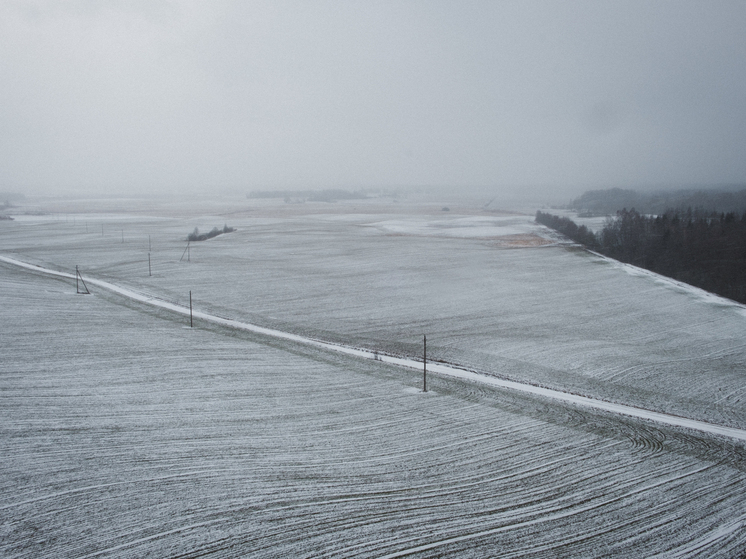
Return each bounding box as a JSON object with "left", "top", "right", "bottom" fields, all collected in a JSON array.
[
  {"left": 2, "top": 196, "right": 746, "bottom": 557},
  {"left": 4, "top": 253, "right": 745, "bottom": 444}
]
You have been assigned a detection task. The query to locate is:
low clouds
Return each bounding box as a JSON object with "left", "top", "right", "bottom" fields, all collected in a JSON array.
[{"left": 1, "top": 1, "right": 745, "bottom": 196}]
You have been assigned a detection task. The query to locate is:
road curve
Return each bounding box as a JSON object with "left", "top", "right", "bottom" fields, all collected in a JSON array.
[{"left": 3, "top": 254, "right": 746, "bottom": 443}]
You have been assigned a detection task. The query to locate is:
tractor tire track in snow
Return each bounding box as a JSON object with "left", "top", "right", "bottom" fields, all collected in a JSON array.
[{"left": 3, "top": 254, "right": 746, "bottom": 444}]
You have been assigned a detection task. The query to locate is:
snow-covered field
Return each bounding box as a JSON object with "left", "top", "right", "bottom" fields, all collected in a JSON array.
[{"left": 2, "top": 195, "right": 746, "bottom": 557}]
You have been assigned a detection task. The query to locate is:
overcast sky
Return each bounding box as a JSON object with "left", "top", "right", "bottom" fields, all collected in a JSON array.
[{"left": 1, "top": 1, "right": 745, "bottom": 197}]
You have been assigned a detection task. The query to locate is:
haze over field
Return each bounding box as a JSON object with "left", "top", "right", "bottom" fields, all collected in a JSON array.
[
  {"left": 1, "top": 1, "right": 745, "bottom": 198},
  {"left": 3, "top": 3, "right": 746, "bottom": 555}
]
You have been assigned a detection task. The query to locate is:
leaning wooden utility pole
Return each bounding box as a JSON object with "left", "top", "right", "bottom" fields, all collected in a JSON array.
[
  {"left": 75, "top": 266, "right": 90, "bottom": 295},
  {"left": 180, "top": 241, "right": 191, "bottom": 262},
  {"left": 423, "top": 334, "right": 427, "bottom": 392}
]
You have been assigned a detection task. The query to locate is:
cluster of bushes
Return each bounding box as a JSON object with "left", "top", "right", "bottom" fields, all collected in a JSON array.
[
  {"left": 537, "top": 208, "right": 746, "bottom": 304},
  {"left": 187, "top": 224, "right": 235, "bottom": 242}
]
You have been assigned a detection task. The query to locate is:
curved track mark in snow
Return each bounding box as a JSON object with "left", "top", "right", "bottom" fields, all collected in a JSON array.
[
  {"left": 375, "top": 464, "right": 715, "bottom": 559},
  {"left": 3, "top": 254, "right": 746, "bottom": 443},
  {"left": 77, "top": 519, "right": 229, "bottom": 559}
]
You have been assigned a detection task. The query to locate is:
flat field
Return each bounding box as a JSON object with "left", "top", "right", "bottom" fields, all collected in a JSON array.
[{"left": 1, "top": 194, "right": 745, "bottom": 557}]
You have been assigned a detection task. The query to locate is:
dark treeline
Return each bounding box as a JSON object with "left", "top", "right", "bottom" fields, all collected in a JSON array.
[
  {"left": 187, "top": 224, "right": 235, "bottom": 242},
  {"left": 571, "top": 187, "right": 746, "bottom": 216},
  {"left": 535, "top": 211, "right": 599, "bottom": 249},
  {"left": 536, "top": 209, "right": 746, "bottom": 304}
]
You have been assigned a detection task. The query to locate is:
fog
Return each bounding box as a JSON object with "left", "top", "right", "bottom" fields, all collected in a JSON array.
[{"left": 1, "top": 1, "right": 745, "bottom": 199}]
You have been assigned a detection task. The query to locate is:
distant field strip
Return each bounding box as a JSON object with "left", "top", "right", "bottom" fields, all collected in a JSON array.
[{"left": 3, "top": 254, "right": 745, "bottom": 443}]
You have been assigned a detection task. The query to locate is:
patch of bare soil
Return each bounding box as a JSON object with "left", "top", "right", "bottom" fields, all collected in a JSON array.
[{"left": 491, "top": 233, "right": 556, "bottom": 247}]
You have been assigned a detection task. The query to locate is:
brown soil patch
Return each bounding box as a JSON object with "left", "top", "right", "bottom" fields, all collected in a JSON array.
[{"left": 491, "top": 233, "right": 555, "bottom": 247}]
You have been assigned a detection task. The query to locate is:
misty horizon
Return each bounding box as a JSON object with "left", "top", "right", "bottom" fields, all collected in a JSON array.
[{"left": 2, "top": 2, "right": 745, "bottom": 198}]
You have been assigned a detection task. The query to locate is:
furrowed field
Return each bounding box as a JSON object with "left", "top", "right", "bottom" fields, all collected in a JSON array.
[{"left": 1, "top": 195, "right": 745, "bottom": 557}]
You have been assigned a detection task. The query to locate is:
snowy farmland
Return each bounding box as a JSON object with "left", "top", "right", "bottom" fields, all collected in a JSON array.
[{"left": 2, "top": 195, "right": 746, "bottom": 557}]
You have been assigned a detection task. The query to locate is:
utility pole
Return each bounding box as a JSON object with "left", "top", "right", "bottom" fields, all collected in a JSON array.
[
  {"left": 423, "top": 334, "right": 427, "bottom": 392},
  {"left": 189, "top": 291, "right": 193, "bottom": 328},
  {"left": 75, "top": 266, "right": 90, "bottom": 294},
  {"left": 180, "top": 241, "right": 191, "bottom": 263},
  {"left": 148, "top": 253, "right": 151, "bottom": 277},
  {"left": 180, "top": 241, "right": 191, "bottom": 262}
]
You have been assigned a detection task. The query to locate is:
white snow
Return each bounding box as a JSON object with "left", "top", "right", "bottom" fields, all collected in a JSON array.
[
  {"left": 2, "top": 253, "right": 745, "bottom": 443},
  {"left": 368, "top": 215, "right": 538, "bottom": 238},
  {"left": 2, "top": 200, "right": 746, "bottom": 558}
]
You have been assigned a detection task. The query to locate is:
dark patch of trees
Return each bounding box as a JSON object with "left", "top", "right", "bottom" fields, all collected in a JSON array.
[
  {"left": 571, "top": 188, "right": 644, "bottom": 216},
  {"left": 571, "top": 187, "right": 746, "bottom": 216},
  {"left": 187, "top": 224, "right": 235, "bottom": 242},
  {"left": 535, "top": 211, "right": 599, "bottom": 249},
  {"left": 537, "top": 209, "right": 746, "bottom": 304}
]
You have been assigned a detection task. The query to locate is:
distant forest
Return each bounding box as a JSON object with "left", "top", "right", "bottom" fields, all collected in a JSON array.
[
  {"left": 571, "top": 187, "right": 746, "bottom": 216},
  {"left": 536, "top": 208, "right": 746, "bottom": 304}
]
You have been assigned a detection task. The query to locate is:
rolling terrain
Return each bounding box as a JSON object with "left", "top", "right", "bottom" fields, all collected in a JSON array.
[{"left": 1, "top": 196, "right": 745, "bottom": 557}]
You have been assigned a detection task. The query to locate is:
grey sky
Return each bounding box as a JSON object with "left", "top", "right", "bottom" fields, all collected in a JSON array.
[{"left": 1, "top": 1, "right": 745, "bottom": 196}]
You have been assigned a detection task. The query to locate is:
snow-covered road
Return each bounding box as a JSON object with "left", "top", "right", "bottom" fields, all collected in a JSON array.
[{"left": 3, "top": 254, "right": 745, "bottom": 443}]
